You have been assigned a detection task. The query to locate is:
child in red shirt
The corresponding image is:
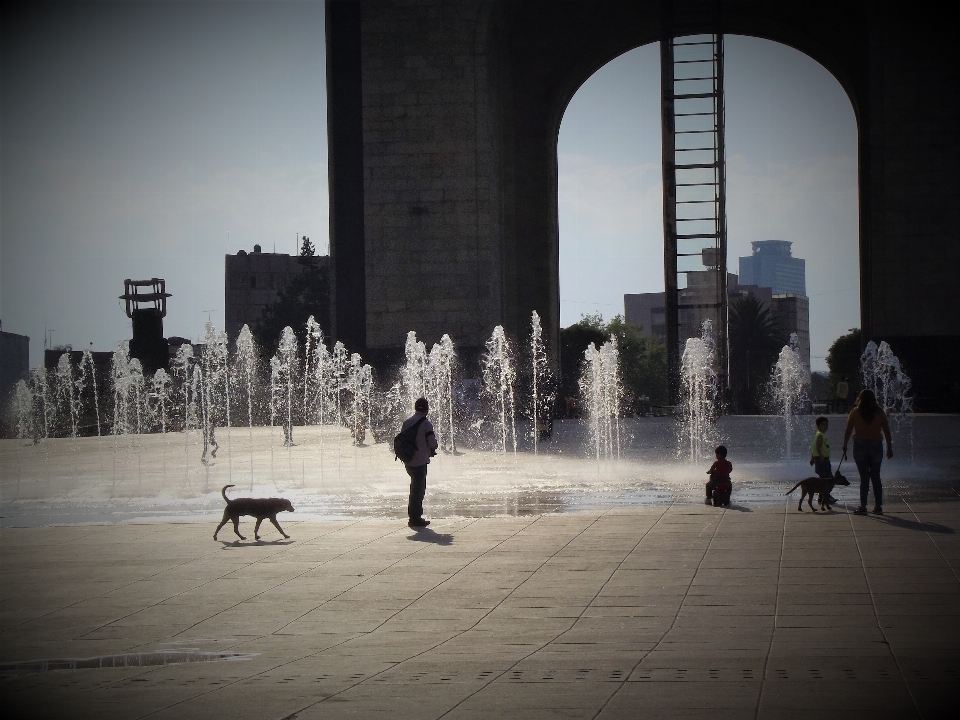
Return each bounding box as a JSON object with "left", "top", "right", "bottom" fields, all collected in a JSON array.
[{"left": 705, "top": 445, "right": 732, "bottom": 507}]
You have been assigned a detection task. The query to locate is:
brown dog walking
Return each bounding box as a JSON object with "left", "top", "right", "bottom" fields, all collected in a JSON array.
[{"left": 214, "top": 484, "right": 294, "bottom": 541}]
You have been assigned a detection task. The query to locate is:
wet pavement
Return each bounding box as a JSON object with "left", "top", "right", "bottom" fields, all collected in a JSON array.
[{"left": 2, "top": 415, "right": 958, "bottom": 528}]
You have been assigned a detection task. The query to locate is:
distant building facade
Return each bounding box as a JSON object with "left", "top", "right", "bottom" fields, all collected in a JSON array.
[
  {"left": 624, "top": 293, "right": 667, "bottom": 344},
  {"left": 626, "top": 258, "right": 811, "bottom": 370},
  {"left": 0, "top": 329, "right": 30, "bottom": 404},
  {"left": 224, "top": 245, "right": 330, "bottom": 342},
  {"left": 738, "top": 240, "right": 806, "bottom": 295},
  {"left": 771, "top": 293, "right": 811, "bottom": 370},
  {"left": 680, "top": 270, "right": 739, "bottom": 343},
  {"left": 624, "top": 271, "right": 738, "bottom": 345}
]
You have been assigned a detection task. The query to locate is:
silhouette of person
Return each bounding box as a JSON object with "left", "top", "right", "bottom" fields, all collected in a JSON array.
[{"left": 401, "top": 397, "right": 438, "bottom": 528}]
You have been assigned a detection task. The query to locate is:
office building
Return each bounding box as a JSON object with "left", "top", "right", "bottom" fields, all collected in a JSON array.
[
  {"left": 0, "top": 328, "right": 29, "bottom": 404},
  {"left": 738, "top": 240, "right": 806, "bottom": 296},
  {"left": 624, "top": 293, "right": 667, "bottom": 344},
  {"left": 224, "top": 245, "right": 330, "bottom": 343},
  {"left": 624, "top": 271, "right": 739, "bottom": 346}
]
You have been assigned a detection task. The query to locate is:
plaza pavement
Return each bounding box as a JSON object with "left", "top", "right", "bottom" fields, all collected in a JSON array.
[{"left": 1, "top": 501, "right": 958, "bottom": 719}]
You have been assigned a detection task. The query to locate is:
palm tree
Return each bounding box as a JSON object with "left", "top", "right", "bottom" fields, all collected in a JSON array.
[{"left": 729, "top": 295, "right": 786, "bottom": 412}]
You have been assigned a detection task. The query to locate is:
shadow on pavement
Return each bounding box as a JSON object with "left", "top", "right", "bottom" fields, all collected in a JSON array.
[
  {"left": 407, "top": 528, "right": 454, "bottom": 545},
  {"left": 874, "top": 514, "right": 955, "bottom": 534}
]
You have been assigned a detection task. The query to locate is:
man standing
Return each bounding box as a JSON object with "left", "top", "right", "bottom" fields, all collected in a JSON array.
[
  {"left": 402, "top": 397, "right": 438, "bottom": 528},
  {"left": 835, "top": 376, "right": 850, "bottom": 413}
]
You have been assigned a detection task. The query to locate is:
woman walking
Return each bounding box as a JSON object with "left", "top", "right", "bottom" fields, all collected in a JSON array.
[{"left": 842, "top": 389, "right": 893, "bottom": 515}]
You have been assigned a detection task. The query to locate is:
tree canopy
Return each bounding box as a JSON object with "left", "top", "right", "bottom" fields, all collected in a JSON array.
[
  {"left": 559, "top": 313, "right": 667, "bottom": 412},
  {"left": 826, "top": 327, "right": 862, "bottom": 397},
  {"left": 728, "top": 294, "right": 786, "bottom": 412},
  {"left": 257, "top": 236, "right": 331, "bottom": 353}
]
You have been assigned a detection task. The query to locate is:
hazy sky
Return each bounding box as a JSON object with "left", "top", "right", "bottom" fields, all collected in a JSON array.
[
  {"left": 2, "top": 1, "right": 328, "bottom": 365},
  {"left": 559, "top": 37, "right": 859, "bottom": 371},
  {"left": 3, "top": 3, "right": 858, "bottom": 372}
]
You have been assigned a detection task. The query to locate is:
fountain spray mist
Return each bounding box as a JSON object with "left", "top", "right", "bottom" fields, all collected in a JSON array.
[
  {"left": 679, "top": 321, "right": 718, "bottom": 464},
  {"left": 235, "top": 325, "right": 259, "bottom": 489},
  {"left": 529, "top": 311, "right": 554, "bottom": 456},
  {"left": 30, "top": 367, "right": 51, "bottom": 445},
  {"left": 402, "top": 331, "right": 428, "bottom": 413},
  {"left": 12, "top": 379, "right": 32, "bottom": 495},
  {"left": 769, "top": 333, "right": 809, "bottom": 460},
  {"left": 331, "top": 341, "right": 348, "bottom": 473},
  {"left": 862, "top": 340, "right": 914, "bottom": 460},
  {"left": 580, "top": 337, "right": 621, "bottom": 462},
  {"left": 482, "top": 326, "right": 517, "bottom": 455},
  {"left": 151, "top": 368, "right": 172, "bottom": 488},
  {"left": 80, "top": 350, "right": 102, "bottom": 438},
  {"left": 427, "top": 335, "right": 456, "bottom": 453},
  {"left": 55, "top": 354, "right": 78, "bottom": 441},
  {"left": 172, "top": 343, "right": 196, "bottom": 489}
]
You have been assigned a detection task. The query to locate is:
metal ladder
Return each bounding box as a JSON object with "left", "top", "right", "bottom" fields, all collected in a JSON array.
[{"left": 661, "top": 32, "right": 729, "bottom": 402}]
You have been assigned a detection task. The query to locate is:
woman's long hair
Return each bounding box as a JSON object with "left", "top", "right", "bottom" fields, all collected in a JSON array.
[{"left": 855, "top": 389, "right": 880, "bottom": 423}]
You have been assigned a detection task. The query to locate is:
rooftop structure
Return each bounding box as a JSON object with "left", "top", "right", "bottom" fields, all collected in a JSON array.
[
  {"left": 738, "top": 240, "right": 806, "bottom": 296},
  {"left": 119, "top": 278, "right": 171, "bottom": 371}
]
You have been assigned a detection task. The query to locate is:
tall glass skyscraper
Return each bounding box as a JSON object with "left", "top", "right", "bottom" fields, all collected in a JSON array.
[{"left": 738, "top": 240, "right": 806, "bottom": 295}]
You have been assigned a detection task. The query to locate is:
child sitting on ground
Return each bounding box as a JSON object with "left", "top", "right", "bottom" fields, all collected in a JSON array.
[{"left": 705, "top": 445, "right": 732, "bottom": 507}]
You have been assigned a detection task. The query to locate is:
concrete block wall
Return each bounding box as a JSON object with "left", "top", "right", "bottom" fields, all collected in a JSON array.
[
  {"left": 329, "top": 0, "right": 960, "bottom": 401},
  {"left": 866, "top": 15, "right": 960, "bottom": 340},
  {"left": 360, "top": 0, "right": 502, "bottom": 351},
  {"left": 224, "top": 252, "right": 327, "bottom": 342}
]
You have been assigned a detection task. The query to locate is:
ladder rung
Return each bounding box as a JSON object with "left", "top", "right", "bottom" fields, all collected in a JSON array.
[
  {"left": 673, "top": 40, "right": 716, "bottom": 47},
  {"left": 676, "top": 182, "right": 718, "bottom": 187},
  {"left": 676, "top": 147, "right": 716, "bottom": 152},
  {"left": 676, "top": 233, "right": 719, "bottom": 239},
  {"left": 676, "top": 199, "right": 714, "bottom": 204},
  {"left": 674, "top": 59, "right": 713, "bottom": 64},
  {"left": 674, "top": 92, "right": 717, "bottom": 99},
  {"left": 676, "top": 163, "right": 716, "bottom": 169},
  {"left": 675, "top": 76, "right": 716, "bottom": 81},
  {"left": 675, "top": 130, "right": 714, "bottom": 134},
  {"left": 677, "top": 217, "right": 717, "bottom": 222},
  {"left": 675, "top": 112, "right": 715, "bottom": 117}
]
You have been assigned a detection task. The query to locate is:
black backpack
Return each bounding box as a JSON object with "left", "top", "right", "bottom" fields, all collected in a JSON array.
[{"left": 393, "top": 416, "right": 426, "bottom": 463}]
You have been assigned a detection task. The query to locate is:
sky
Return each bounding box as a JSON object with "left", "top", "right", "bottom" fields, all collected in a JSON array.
[
  {"left": 2, "top": 1, "right": 328, "bottom": 365},
  {"left": 559, "top": 36, "right": 860, "bottom": 371},
  {"left": 2, "top": 3, "right": 858, "bottom": 372}
]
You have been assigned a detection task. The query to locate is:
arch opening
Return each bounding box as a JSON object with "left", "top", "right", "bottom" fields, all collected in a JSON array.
[{"left": 557, "top": 35, "right": 859, "bottom": 409}]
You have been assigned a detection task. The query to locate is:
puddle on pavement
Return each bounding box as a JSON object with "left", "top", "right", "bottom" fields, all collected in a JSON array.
[{"left": 0, "top": 649, "right": 258, "bottom": 679}]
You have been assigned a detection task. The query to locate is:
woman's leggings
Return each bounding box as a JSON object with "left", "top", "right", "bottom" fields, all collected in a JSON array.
[{"left": 853, "top": 438, "right": 884, "bottom": 508}]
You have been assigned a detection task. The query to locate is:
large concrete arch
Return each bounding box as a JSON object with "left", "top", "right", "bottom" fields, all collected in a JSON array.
[{"left": 326, "top": 0, "right": 959, "bottom": 407}]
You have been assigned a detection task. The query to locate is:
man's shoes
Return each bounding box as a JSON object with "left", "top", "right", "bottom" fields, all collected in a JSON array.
[
  {"left": 408, "top": 518, "right": 431, "bottom": 528},
  {"left": 853, "top": 506, "right": 868, "bottom": 515},
  {"left": 872, "top": 506, "right": 883, "bottom": 515}
]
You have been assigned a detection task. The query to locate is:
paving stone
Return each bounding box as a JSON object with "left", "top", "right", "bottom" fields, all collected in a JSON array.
[{"left": 2, "top": 504, "right": 958, "bottom": 718}]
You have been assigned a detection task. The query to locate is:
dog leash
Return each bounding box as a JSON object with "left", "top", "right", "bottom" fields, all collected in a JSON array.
[{"left": 835, "top": 451, "right": 847, "bottom": 478}]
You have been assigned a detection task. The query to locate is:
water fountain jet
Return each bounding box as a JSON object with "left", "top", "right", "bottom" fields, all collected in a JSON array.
[{"left": 678, "top": 321, "right": 718, "bottom": 464}]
